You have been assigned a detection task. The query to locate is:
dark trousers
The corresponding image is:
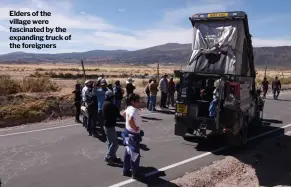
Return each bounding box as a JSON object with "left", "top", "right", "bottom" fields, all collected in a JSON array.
[
  {"left": 87, "top": 112, "right": 97, "bottom": 135},
  {"left": 75, "top": 102, "right": 81, "bottom": 121},
  {"left": 123, "top": 144, "right": 140, "bottom": 176},
  {"left": 273, "top": 88, "right": 280, "bottom": 99},
  {"left": 262, "top": 88, "right": 268, "bottom": 98},
  {"left": 98, "top": 110, "right": 105, "bottom": 135},
  {"left": 160, "top": 92, "right": 168, "bottom": 107},
  {"left": 104, "top": 127, "right": 119, "bottom": 160},
  {"left": 146, "top": 94, "right": 150, "bottom": 110}
]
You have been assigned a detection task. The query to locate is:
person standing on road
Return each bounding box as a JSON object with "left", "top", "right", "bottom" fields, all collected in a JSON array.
[
  {"left": 261, "top": 77, "right": 269, "bottom": 99},
  {"left": 125, "top": 78, "right": 136, "bottom": 106},
  {"left": 149, "top": 79, "right": 158, "bottom": 112},
  {"left": 72, "top": 84, "right": 82, "bottom": 123},
  {"left": 159, "top": 74, "right": 169, "bottom": 108},
  {"left": 113, "top": 80, "right": 124, "bottom": 118},
  {"left": 85, "top": 81, "right": 98, "bottom": 136},
  {"left": 82, "top": 80, "right": 93, "bottom": 128},
  {"left": 102, "top": 90, "right": 122, "bottom": 165},
  {"left": 167, "top": 77, "right": 176, "bottom": 107},
  {"left": 272, "top": 76, "right": 281, "bottom": 100},
  {"left": 144, "top": 79, "right": 152, "bottom": 110},
  {"left": 121, "top": 94, "right": 145, "bottom": 180},
  {"left": 95, "top": 79, "right": 108, "bottom": 135}
]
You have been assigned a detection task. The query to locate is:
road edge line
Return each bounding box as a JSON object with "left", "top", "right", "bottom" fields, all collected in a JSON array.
[{"left": 109, "top": 123, "right": 291, "bottom": 187}]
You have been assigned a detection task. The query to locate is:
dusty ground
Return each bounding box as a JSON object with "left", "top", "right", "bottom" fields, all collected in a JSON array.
[{"left": 172, "top": 131, "right": 291, "bottom": 187}]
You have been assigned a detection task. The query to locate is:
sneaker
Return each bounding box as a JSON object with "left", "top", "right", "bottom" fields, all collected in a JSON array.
[
  {"left": 104, "top": 157, "right": 114, "bottom": 165},
  {"left": 112, "top": 157, "right": 122, "bottom": 163},
  {"left": 122, "top": 171, "right": 132, "bottom": 177}
]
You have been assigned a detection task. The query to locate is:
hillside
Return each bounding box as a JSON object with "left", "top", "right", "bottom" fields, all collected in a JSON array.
[{"left": 0, "top": 43, "right": 291, "bottom": 67}]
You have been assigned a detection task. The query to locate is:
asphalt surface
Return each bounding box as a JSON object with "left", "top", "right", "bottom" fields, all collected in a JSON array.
[{"left": 1, "top": 92, "right": 291, "bottom": 187}]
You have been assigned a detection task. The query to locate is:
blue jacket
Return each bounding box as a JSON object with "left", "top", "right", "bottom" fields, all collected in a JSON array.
[
  {"left": 95, "top": 87, "right": 107, "bottom": 111},
  {"left": 209, "top": 98, "right": 217, "bottom": 117}
]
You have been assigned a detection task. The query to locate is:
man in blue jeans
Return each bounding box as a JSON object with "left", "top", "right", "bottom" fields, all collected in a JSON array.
[
  {"left": 96, "top": 79, "right": 108, "bottom": 136},
  {"left": 149, "top": 79, "right": 158, "bottom": 111},
  {"left": 102, "top": 91, "right": 121, "bottom": 165}
]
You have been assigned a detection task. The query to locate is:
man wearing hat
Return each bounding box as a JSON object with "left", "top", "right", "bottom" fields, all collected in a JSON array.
[
  {"left": 159, "top": 74, "right": 169, "bottom": 108},
  {"left": 126, "top": 77, "right": 135, "bottom": 97},
  {"left": 95, "top": 79, "right": 108, "bottom": 134},
  {"left": 102, "top": 90, "right": 121, "bottom": 165},
  {"left": 126, "top": 77, "right": 136, "bottom": 107},
  {"left": 82, "top": 80, "right": 93, "bottom": 127}
]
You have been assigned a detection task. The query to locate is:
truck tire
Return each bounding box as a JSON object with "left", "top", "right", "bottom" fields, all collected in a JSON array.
[{"left": 226, "top": 116, "right": 248, "bottom": 147}]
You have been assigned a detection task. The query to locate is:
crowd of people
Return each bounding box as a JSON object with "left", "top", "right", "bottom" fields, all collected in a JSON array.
[{"left": 71, "top": 75, "right": 179, "bottom": 180}]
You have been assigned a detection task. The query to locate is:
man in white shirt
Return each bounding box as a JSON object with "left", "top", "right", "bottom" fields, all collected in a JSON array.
[
  {"left": 121, "top": 94, "right": 145, "bottom": 180},
  {"left": 81, "top": 80, "right": 93, "bottom": 128},
  {"left": 159, "top": 74, "right": 169, "bottom": 108}
]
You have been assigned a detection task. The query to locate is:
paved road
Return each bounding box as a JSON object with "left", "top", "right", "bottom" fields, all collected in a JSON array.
[{"left": 1, "top": 92, "right": 291, "bottom": 187}]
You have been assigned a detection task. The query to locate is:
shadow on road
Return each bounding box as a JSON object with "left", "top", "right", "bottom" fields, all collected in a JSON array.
[
  {"left": 155, "top": 110, "right": 175, "bottom": 115},
  {"left": 183, "top": 120, "right": 291, "bottom": 186},
  {"left": 137, "top": 167, "right": 178, "bottom": 187},
  {"left": 142, "top": 117, "right": 162, "bottom": 121},
  {"left": 266, "top": 98, "right": 291, "bottom": 102}
]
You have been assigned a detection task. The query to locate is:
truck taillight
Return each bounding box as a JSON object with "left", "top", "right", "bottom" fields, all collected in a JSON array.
[{"left": 227, "top": 82, "right": 240, "bottom": 97}]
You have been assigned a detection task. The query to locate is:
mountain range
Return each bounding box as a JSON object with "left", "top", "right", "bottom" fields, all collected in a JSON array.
[{"left": 0, "top": 43, "right": 291, "bottom": 67}]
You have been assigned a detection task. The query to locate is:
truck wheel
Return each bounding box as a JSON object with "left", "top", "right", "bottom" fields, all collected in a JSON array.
[{"left": 226, "top": 117, "right": 247, "bottom": 147}]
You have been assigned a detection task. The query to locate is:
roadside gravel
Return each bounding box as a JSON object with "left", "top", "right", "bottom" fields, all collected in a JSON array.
[{"left": 172, "top": 131, "right": 291, "bottom": 187}]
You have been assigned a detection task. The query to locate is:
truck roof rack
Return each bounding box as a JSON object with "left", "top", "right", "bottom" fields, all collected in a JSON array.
[{"left": 190, "top": 11, "right": 247, "bottom": 21}]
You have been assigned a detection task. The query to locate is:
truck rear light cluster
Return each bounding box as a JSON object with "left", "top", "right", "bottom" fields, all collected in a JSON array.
[{"left": 227, "top": 81, "right": 240, "bottom": 97}]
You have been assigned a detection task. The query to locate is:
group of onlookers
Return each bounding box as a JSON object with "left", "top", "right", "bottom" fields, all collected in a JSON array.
[
  {"left": 72, "top": 77, "right": 148, "bottom": 180},
  {"left": 145, "top": 74, "right": 179, "bottom": 112}
]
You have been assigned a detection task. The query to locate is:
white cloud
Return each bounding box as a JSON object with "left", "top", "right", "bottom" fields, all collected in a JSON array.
[
  {"left": 0, "top": 0, "right": 289, "bottom": 55},
  {"left": 118, "top": 9, "right": 126, "bottom": 12}
]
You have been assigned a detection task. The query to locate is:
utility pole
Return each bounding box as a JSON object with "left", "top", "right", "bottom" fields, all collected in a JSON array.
[
  {"left": 264, "top": 65, "right": 267, "bottom": 78},
  {"left": 157, "top": 58, "right": 160, "bottom": 81},
  {"left": 81, "top": 60, "right": 86, "bottom": 81}
]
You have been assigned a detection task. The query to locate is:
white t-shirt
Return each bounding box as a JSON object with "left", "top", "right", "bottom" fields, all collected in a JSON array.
[
  {"left": 81, "top": 86, "right": 88, "bottom": 102},
  {"left": 125, "top": 106, "right": 142, "bottom": 133}
]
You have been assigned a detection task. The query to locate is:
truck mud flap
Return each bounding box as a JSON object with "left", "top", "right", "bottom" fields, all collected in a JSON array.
[{"left": 175, "top": 122, "right": 187, "bottom": 136}]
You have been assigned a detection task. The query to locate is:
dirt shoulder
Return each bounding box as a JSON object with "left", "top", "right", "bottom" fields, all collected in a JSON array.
[{"left": 172, "top": 131, "right": 291, "bottom": 187}]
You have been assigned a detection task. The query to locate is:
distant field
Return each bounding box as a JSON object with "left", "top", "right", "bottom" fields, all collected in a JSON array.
[
  {"left": 1, "top": 64, "right": 291, "bottom": 96},
  {"left": 1, "top": 63, "right": 291, "bottom": 128}
]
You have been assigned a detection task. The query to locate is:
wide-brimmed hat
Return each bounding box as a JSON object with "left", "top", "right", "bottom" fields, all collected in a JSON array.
[
  {"left": 97, "top": 77, "right": 103, "bottom": 82},
  {"left": 127, "top": 77, "right": 134, "bottom": 83},
  {"left": 85, "top": 80, "right": 93, "bottom": 84},
  {"left": 100, "top": 79, "right": 107, "bottom": 86}
]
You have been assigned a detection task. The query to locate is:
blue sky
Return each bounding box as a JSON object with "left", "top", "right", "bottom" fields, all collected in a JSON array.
[{"left": 0, "top": 0, "right": 290, "bottom": 54}]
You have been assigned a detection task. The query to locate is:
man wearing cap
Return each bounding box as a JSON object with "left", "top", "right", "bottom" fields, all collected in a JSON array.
[
  {"left": 159, "top": 74, "right": 169, "bottom": 108},
  {"left": 95, "top": 79, "right": 108, "bottom": 135},
  {"left": 85, "top": 81, "right": 98, "bottom": 136},
  {"left": 102, "top": 90, "right": 121, "bottom": 165}
]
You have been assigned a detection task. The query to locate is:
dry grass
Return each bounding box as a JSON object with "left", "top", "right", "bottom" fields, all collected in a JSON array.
[{"left": 0, "top": 75, "right": 60, "bottom": 95}]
